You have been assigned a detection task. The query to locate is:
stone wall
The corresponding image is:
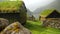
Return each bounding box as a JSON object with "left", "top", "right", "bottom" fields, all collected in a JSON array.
[{"left": 42, "top": 18, "right": 60, "bottom": 29}]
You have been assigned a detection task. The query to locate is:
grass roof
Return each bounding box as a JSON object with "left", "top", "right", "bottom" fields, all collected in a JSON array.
[
  {"left": 40, "top": 9, "right": 59, "bottom": 17},
  {"left": 0, "top": 1, "right": 23, "bottom": 11}
]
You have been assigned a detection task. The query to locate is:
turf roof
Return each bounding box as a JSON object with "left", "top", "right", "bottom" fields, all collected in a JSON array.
[
  {"left": 0, "top": 0, "right": 23, "bottom": 11},
  {"left": 40, "top": 9, "right": 60, "bottom": 17}
]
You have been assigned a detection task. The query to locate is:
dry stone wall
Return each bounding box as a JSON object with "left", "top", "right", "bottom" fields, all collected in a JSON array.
[{"left": 42, "top": 18, "right": 60, "bottom": 29}]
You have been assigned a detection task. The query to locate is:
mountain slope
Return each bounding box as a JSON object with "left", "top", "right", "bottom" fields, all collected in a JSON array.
[
  {"left": 27, "top": 9, "right": 33, "bottom": 17},
  {"left": 33, "top": 0, "right": 60, "bottom": 19}
]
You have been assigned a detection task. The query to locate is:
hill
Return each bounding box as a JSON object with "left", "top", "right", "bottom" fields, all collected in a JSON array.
[{"left": 33, "top": 0, "right": 60, "bottom": 19}]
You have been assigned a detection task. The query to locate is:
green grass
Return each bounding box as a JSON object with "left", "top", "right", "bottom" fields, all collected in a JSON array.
[
  {"left": 24, "top": 20, "right": 60, "bottom": 34},
  {"left": 0, "top": 1, "right": 23, "bottom": 10},
  {"left": 40, "top": 9, "right": 58, "bottom": 17}
]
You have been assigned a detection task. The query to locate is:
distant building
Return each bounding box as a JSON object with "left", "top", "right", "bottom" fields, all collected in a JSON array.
[
  {"left": 27, "top": 15, "right": 35, "bottom": 21},
  {"left": 40, "top": 9, "right": 60, "bottom": 29}
]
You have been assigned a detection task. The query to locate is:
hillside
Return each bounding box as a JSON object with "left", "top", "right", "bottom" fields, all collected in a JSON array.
[
  {"left": 33, "top": 0, "right": 60, "bottom": 19},
  {"left": 27, "top": 9, "right": 33, "bottom": 17}
]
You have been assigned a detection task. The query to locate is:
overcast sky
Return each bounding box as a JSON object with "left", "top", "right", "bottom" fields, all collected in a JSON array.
[{"left": 23, "top": 0, "right": 56, "bottom": 12}]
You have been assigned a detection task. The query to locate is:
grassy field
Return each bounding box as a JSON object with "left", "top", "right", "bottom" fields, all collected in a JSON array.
[{"left": 24, "top": 20, "right": 60, "bottom": 34}]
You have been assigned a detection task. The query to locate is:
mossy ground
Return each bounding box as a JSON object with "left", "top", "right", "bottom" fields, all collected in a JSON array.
[{"left": 24, "top": 20, "right": 60, "bottom": 34}]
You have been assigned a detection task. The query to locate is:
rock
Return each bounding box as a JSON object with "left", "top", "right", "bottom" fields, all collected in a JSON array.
[
  {"left": 1, "top": 22, "right": 31, "bottom": 34},
  {"left": 42, "top": 19, "right": 60, "bottom": 29},
  {"left": 0, "top": 18, "right": 9, "bottom": 32}
]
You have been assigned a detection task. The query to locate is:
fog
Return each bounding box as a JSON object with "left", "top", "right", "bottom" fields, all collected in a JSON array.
[{"left": 23, "top": 0, "right": 56, "bottom": 12}]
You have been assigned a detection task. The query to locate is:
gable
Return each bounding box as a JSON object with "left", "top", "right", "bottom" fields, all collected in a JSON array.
[
  {"left": 46, "top": 10, "right": 60, "bottom": 18},
  {"left": 40, "top": 9, "right": 55, "bottom": 17}
]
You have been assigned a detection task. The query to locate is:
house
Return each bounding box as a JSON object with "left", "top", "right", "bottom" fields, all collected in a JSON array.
[
  {"left": 0, "top": 1, "right": 27, "bottom": 25},
  {"left": 27, "top": 15, "right": 35, "bottom": 21},
  {"left": 40, "top": 9, "right": 60, "bottom": 28}
]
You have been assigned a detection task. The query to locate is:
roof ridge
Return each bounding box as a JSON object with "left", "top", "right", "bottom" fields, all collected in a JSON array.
[{"left": 40, "top": 9, "right": 60, "bottom": 17}]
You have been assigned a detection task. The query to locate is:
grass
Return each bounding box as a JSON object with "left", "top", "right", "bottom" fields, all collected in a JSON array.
[
  {"left": 0, "top": 1, "right": 23, "bottom": 10},
  {"left": 24, "top": 20, "right": 60, "bottom": 34},
  {"left": 40, "top": 9, "right": 56, "bottom": 17}
]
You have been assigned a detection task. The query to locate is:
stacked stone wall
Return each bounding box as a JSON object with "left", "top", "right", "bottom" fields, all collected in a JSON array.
[{"left": 43, "top": 18, "right": 60, "bottom": 29}]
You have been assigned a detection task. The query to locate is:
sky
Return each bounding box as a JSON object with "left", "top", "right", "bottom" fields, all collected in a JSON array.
[{"left": 23, "top": 0, "right": 55, "bottom": 12}]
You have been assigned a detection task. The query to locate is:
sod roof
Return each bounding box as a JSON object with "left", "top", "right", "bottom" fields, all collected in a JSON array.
[
  {"left": 0, "top": 0, "right": 23, "bottom": 11},
  {"left": 40, "top": 9, "right": 60, "bottom": 17}
]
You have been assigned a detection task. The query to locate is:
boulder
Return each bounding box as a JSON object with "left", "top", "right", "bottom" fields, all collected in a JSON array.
[
  {"left": 0, "top": 18, "right": 9, "bottom": 32},
  {"left": 1, "top": 22, "right": 31, "bottom": 34}
]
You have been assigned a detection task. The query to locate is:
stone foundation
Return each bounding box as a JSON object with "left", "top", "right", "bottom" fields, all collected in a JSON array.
[{"left": 42, "top": 18, "right": 60, "bottom": 29}]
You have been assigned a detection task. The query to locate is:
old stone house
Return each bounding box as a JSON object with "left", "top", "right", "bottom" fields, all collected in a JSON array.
[
  {"left": 40, "top": 9, "right": 60, "bottom": 29},
  {"left": 0, "top": 1, "right": 27, "bottom": 25},
  {"left": 27, "top": 15, "right": 35, "bottom": 21}
]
